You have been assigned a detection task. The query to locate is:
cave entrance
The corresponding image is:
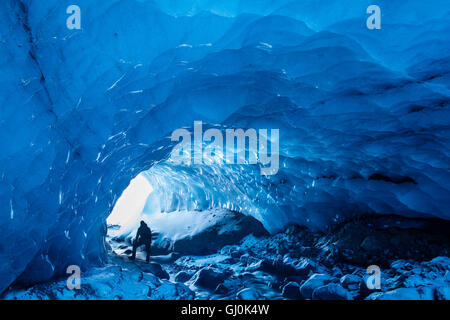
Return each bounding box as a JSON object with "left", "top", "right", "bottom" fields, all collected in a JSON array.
[
  {"left": 104, "top": 156, "right": 270, "bottom": 262},
  {"left": 106, "top": 173, "right": 154, "bottom": 258}
]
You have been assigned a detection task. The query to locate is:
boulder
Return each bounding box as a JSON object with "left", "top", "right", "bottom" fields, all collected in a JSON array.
[
  {"left": 151, "top": 209, "right": 269, "bottom": 256},
  {"left": 317, "top": 215, "right": 450, "bottom": 267},
  {"left": 150, "top": 282, "right": 195, "bottom": 300},
  {"left": 367, "top": 288, "right": 421, "bottom": 300},
  {"left": 435, "top": 286, "right": 450, "bottom": 300},
  {"left": 247, "top": 258, "right": 309, "bottom": 278},
  {"left": 417, "top": 287, "right": 435, "bottom": 300},
  {"left": 294, "top": 258, "right": 316, "bottom": 276},
  {"left": 192, "top": 268, "right": 226, "bottom": 290},
  {"left": 312, "top": 284, "right": 351, "bottom": 300},
  {"left": 390, "top": 259, "right": 412, "bottom": 271},
  {"left": 300, "top": 273, "right": 334, "bottom": 299},
  {"left": 230, "top": 249, "right": 245, "bottom": 259},
  {"left": 340, "top": 274, "right": 361, "bottom": 291},
  {"left": 282, "top": 282, "right": 302, "bottom": 299},
  {"left": 215, "top": 283, "right": 229, "bottom": 294},
  {"left": 237, "top": 288, "right": 261, "bottom": 300},
  {"left": 239, "top": 254, "right": 250, "bottom": 264},
  {"left": 238, "top": 272, "right": 256, "bottom": 281},
  {"left": 428, "top": 256, "right": 450, "bottom": 271},
  {"left": 174, "top": 271, "right": 192, "bottom": 283},
  {"left": 140, "top": 263, "right": 169, "bottom": 280},
  {"left": 332, "top": 266, "right": 343, "bottom": 278}
]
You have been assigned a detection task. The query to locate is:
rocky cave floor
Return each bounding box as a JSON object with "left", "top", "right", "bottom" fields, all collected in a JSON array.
[{"left": 2, "top": 215, "right": 450, "bottom": 300}]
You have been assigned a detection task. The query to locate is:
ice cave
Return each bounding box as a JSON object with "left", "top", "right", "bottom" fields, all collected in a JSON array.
[{"left": 0, "top": 0, "right": 449, "bottom": 300}]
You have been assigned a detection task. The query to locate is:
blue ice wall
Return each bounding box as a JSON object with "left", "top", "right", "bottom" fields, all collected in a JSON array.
[{"left": 0, "top": 0, "right": 449, "bottom": 292}]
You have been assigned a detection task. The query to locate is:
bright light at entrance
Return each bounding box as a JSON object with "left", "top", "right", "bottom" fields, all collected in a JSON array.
[{"left": 107, "top": 174, "right": 153, "bottom": 236}]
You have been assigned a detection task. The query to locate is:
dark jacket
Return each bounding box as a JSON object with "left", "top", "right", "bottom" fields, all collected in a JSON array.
[{"left": 136, "top": 224, "right": 152, "bottom": 243}]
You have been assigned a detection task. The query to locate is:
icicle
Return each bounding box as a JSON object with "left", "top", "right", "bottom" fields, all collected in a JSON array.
[{"left": 10, "top": 199, "right": 14, "bottom": 220}]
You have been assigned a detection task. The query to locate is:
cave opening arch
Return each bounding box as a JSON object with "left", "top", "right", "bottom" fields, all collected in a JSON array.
[{"left": 103, "top": 142, "right": 287, "bottom": 260}]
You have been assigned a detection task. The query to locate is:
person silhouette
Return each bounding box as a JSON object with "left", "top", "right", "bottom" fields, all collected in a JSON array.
[{"left": 129, "top": 220, "right": 152, "bottom": 263}]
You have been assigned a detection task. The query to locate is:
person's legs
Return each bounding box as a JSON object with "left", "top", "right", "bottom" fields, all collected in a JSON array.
[
  {"left": 145, "top": 242, "right": 151, "bottom": 263},
  {"left": 130, "top": 239, "right": 140, "bottom": 260}
]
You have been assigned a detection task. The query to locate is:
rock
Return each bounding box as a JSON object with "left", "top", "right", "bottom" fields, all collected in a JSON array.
[
  {"left": 247, "top": 258, "right": 308, "bottom": 278},
  {"left": 360, "top": 235, "right": 385, "bottom": 252},
  {"left": 192, "top": 268, "right": 226, "bottom": 290},
  {"left": 151, "top": 252, "right": 181, "bottom": 264},
  {"left": 215, "top": 283, "right": 229, "bottom": 294},
  {"left": 340, "top": 274, "right": 361, "bottom": 291},
  {"left": 220, "top": 246, "right": 234, "bottom": 255},
  {"left": 284, "top": 224, "right": 316, "bottom": 246},
  {"left": 282, "top": 282, "right": 302, "bottom": 299},
  {"left": 332, "top": 266, "right": 343, "bottom": 278},
  {"left": 428, "top": 256, "right": 450, "bottom": 271},
  {"left": 239, "top": 254, "right": 249, "bottom": 264},
  {"left": 238, "top": 272, "right": 256, "bottom": 281},
  {"left": 298, "top": 246, "right": 322, "bottom": 257},
  {"left": 318, "top": 216, "right": 450, "bottom": 267},
  {"left": 435, "top": 286, "right": 450, "bottom": 300},
  {"left": 367, "top": 288, "right": 421, "bottom": 300},
  {"left": 268, "top": 281, "right": 282, "bottom": 290},
  {"left": 237, "top": 288, "right": 261, "bottom": 300},
  {"left": 391, "top": 259, "right": 410, "bottom": 270},
  {"left": 152, "top": 209, "right": 269, "bottom": 256},
  {"left": 312, "top": 284, "right": 351, "bottom": 300},
  {"left": 300, "top": 274, "right": 334, "bottom": 299},
  {"left": 246, "top": 256, "right": 260, "bottom": 266},
  {"left": 151, "top": 237, "right": 173, "bottom": 256},
  {"left": 140, "top": 263, "right": 169, "bottom": 280},
  {"left": 417, "top": 287, "right": 435, "bottom": 300},
  {"left": 230, "top": 249, "right": 244, "bottom": 259},
  {"left": 174, "top": 271, "right": 192, "bottom": 283},
  {"left": 151, "top": 282, "right": 195, "bottom": 300},
  {"left": 358, "top": 274, "right": 381, "bottom": 298},
  {"left": 294, "top": 258, "right": 316, "bottom": 276}
]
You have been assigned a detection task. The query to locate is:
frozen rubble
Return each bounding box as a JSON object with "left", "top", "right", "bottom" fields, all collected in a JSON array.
[
  {"left": 3, "top": 218, "right": 448, "bottom": 300},
  {"left": 2, "top": 257, "right": 194, "bottom": 300}
]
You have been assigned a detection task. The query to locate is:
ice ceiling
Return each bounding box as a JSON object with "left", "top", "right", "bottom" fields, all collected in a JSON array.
[{"left": 0, "top": 0, "right": 449, "bottom": 292}]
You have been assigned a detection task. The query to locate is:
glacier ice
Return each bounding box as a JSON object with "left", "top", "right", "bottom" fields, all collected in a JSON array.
[{"left": 0, "top": 0, "right": 449, "bottom": 293}]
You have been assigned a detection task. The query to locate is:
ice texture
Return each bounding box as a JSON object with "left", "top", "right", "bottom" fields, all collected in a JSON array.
[{"left": 0, "top": 0, "right": 449, "bottom": 292}]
